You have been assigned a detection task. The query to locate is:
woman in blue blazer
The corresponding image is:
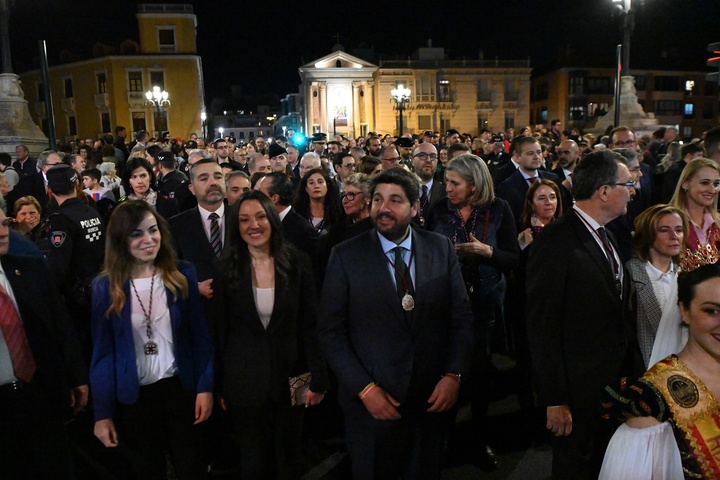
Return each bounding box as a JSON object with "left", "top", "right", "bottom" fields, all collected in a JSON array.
[{"left": 90, "top": 200, "right": 214, "bottom": 480}]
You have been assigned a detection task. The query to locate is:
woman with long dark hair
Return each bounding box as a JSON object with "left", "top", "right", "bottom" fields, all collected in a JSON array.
[
  {"left": 90, "top": 201, "right": 214, "bottom": 479},
  {"left": 292, "top": 167, "right": 340, "bottom": 236},
  {"left": 217, "top": 190, "right": 328, "bottom": 478}
]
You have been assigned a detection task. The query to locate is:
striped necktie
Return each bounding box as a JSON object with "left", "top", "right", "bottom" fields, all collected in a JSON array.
[
  {"left": 209, "top": 213, "right": 222, "bottom": 257},
  {"left": 0, "top": 284, "right": 36, "bottom": 382}
]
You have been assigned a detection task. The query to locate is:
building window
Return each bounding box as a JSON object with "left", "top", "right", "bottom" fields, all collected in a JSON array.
[
  {"left": 634, "top": 75, "right": 646, "bottom": 91},
  {"left": 64, "top": 78, "right": 73, "bottom": 98},
  {"left": 540, "top": 107, "right": 548, "bottom": 123},
  {"left": 132, "top": 111, "right": 146, "bottom": 132},
  {"left": 418, "top": 115, "right": 431, "bottom": 130},
  {"left": 589, "top": 102, "right": 609, "bottom": 117},
  {"left": 476, "top": 79, "right": 491, "bottom": 102},
  {"left": 97, "top": 72, "right": 107, "bottom": 94},
  {"left": 570, "top": 104, "right": 585, "bottom": 121},
  {"left": 150, "top": 71, "right": 165, "bottom": 91},
  {"left": 705, "top": 81, "right": 716, "bottom": 96},
  {"left": 128, "top": 71, "right": 143, "bottom": 92},
  {"left": 101, "top": 112, "right": 111, "bottom": 133},
  {"left": 531, "top": 82, "right": 548, "bottom": 102},
  {"left": 158, "top": 28, "right": 176, "bottom": 52},
  {"left": 238, "top": 132, "right": 245, "bottom": 139},
  {"left": 504, "top": 79, "right": 519, "bottom": 101},
  {"left": 569, "top": 73, "right": 586, "bottom": 95},
  {"left": 587, "top": 77, "right": 612, "bottom": 94},
  {"left": 654, "top": 100, "right": 683, "bottom": 115},
  {"left": 654, "top": 76, "right": 683, "bottom": 92},
  {"left": 415, "top": 77, "right": 435, "bottom": 101},
  {"left": 440, "top": 116, "right": 451, "bottom": 133},
  {"left": 68, "top": 116, "right": 77, "bottom": 136},
  {"left": 504, "top": 112, "right": 515, "bottom": 131},
  {"left": 704, "top": 102, "right": 714, "bottom": 119},
  {"left": 438, "top": 79, "right": 452, "bottom": 102},
  {"left": 684, "top": 103, "right": 694, "bottom": 117},
  {"left": 683, "top": 126, "right": 692, "bottom": 138},
  {"left": 685, "top": 80, "right": 695, "bottom": 94},
  {"left": 477, "top": 113, "right": 489, "bottom": 132}
]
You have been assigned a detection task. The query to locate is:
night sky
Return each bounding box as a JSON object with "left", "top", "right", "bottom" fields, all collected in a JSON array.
[{"left": 7, "top": 0, "right": 720, "bottom": 104}]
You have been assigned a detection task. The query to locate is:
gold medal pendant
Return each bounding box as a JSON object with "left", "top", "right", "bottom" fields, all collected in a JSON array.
[{"left": 402, "top": 293, "right": 415, "bottom": 311}]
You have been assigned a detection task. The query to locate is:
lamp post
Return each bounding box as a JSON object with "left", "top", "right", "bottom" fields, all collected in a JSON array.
[
  {"left": 145, "top": 86, "right": 170, "bottom": 136},
  {"left": 200, "top": 111, "right": 207, "bottom": 141},
  {"left": 391, "top": 84, "right": 411, "bottom": 136},
  {"left": 612, "top": 0, "right": 634, "bottom": 74}
]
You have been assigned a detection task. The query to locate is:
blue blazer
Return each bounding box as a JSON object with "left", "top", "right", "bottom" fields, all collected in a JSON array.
[{"left": 90, "top": 261, "right": 214, "bottom": 421}]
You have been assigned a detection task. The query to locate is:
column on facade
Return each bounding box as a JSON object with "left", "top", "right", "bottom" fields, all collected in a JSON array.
[
  {"left": 352, "top": 81, "right": 361, "bottom": 140},
  {"left": 364, "top": 82, "right": 374, "bottom": 133},
  {"left": 318, "top": 82, "right": 327, "bottom": 134}
]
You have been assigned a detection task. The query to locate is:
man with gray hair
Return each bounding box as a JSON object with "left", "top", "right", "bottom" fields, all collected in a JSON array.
[
  {"left": 527, "top": 150, "right": 641, "bottom": 479},
  {"left": 299, "top": 152, "right": 322, "bottom": 178},
  {"left": 6, "top": 150, "right": 63, "bottom": 215},
  {"left": 13, "top": 145, "right": 35, "bottom": 177}
]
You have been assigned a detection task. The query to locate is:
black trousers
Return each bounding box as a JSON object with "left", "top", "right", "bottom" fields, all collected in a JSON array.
[
  {"left": 343, "top": 394, "right": 447, "bottom": 480},
  {"left": 0, "top": 381, "right": 74, "bottom": 480},
  {"left": 118, "top": 376, "right": 205, "bottom": 480},
  {"left": 229, "top": 399, "right": 306, "bottom": 480}
]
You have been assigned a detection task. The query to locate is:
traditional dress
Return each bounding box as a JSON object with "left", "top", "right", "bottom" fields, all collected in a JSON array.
[{"left": 601, "top": 355, "right": 720, "bottom": 479}]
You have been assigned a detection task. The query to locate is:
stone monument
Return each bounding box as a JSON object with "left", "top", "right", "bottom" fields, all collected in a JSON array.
[
  {"left": 590, "top": 75, "right": 659, "bottom": 138},
  {"left": 0, "top": 0, "right": 48, "bottom": 157}
]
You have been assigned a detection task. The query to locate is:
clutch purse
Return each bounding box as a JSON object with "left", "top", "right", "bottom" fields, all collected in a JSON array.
[{"left": 288, "top": 372, "right": 312, "bottom": 406}]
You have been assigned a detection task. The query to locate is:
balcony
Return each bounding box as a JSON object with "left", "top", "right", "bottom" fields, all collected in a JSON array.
[
  {"left": 504, "top": 101, "right": 518, "bottom": 110},
  {"left": 127, "top": 91, "right": 145, "bottom": 106},
  {"left": 61, "top": 97, "right": 75, "bottom": 113},
  {"left": 94, "top": 93, "right": 110, "bottom": 108},
  {"left": 476, "top": 101, "right": 492, "bottom": 109}
]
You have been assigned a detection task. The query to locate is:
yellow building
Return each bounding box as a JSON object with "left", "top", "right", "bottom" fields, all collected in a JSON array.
[
  {"left": 18, "top": 4, "right": 204, "bottom": 143},
  {"left": 300, "top": 47, "right": 532, "bottom": 137}
]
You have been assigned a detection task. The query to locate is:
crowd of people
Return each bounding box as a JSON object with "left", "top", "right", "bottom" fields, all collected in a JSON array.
[{"left": 3, "top": 120, "right": 720, "bottom": 479}]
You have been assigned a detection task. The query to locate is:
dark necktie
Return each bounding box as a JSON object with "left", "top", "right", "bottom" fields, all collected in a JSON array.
[
  {"left": 393, "top": 246, "right": 414, "bottom": 301},
  {"left": 0, "top": 284, "right": 36, "bottom": 382},
  {"left": 421, "top": 185, "right": 429, "bottom": 204},
  {"left": 209, "top": 213, "right": 222, "bottom": 257},
  {"left": 527, "top": 176, "right": 538, "bottom": 185}
]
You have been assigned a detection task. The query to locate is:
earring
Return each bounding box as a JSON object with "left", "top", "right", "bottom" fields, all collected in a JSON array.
[{"left": 682, "top": 188, "right": 688, "bottom": 192}]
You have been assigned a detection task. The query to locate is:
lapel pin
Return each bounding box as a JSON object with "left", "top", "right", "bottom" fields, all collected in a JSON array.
[{"left": 14, "top": 270, "right": 20, "bottom": 276}]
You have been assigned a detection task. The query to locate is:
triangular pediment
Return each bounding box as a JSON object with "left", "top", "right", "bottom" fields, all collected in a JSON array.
[{"left": 300, "top": 50, "right": 377, "bottom": 70}]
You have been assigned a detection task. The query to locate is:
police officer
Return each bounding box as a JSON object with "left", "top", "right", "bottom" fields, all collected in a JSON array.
[{"left": 44, "top": 164, "right": 105, "bottom": 360}]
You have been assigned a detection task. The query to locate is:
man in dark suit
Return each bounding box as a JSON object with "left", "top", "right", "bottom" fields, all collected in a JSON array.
[
  {"left": 6, "top": 150, "right": 63, "bottom": 216},
  {"left": 318, "top": 168, "right": 474, "bottom": 479},
  {"left": 169, "top": 158, "right": 228, "bottom": 338},
  {"left": 12, "top": 145, "right": 36, "bottom": 177},
  {"left": 411, "top": 142, "right": 446, "bottom": 228},
  {"left": 527, "top": 150, "right": 642, "bottom": 479},
  {"left": 0, "top": 208, "right": 88, "bottom": 479},
  {"left": 497, "top": 136, "right": 562, "bottom": 228}
]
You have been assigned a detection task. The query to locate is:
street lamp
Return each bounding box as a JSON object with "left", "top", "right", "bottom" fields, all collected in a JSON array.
[
  {"left": 145, "top": 86, "right": 170, "bottom": 136},
  {"left": 218, "top": 126, "right": 224, "bottom": 140},
  {"left": 391, "top": 84, "right": 411, "bottom": 136},
  {"left": 200, "top": 111, "right": 207, "bottom": 141},
  {"left": 612, "top": 0, "right": 634, "bottom": 73}
]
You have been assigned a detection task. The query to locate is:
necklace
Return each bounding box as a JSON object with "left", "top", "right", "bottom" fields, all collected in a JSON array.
[{"left": 130, "top": 272, "right": 158, "bottom": 355}]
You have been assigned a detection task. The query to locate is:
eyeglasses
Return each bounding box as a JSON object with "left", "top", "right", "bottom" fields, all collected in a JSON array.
[
  {"left": 614, "top": 181, "right": 636, "bottom": 187},
  {"left": 384, "top": 157, "right": 401, "bottom": 163},
  {"left": 613, "top": 139, "right": 636, "bottom": 147},
  {"left": 341, "top": 163, "right": 356, "bottom": 169},
  {"left": 413, "top": 152, "right": 438, "bottom": 161},
  {"left": 341, "top": 191, "right": 362, "bottom": 201}
]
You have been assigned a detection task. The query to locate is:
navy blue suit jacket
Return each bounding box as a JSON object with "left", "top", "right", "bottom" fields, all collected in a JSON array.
[
  {"left": 318, "top": 228, "right": 474, "bottom": 406},
  {"left": 90, "top": 261, "right": 214, "bottom": 421},
  {"left": 496, "top": 169, "right": 562, "bottom": 229}
]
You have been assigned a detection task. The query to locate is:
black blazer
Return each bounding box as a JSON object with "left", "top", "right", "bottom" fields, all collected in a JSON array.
[
  {"left": 491, "top": 160, "right": 517, "bottom": 188},
  {"left": 318, "top": 228, "right": 474, "bottom": 406},
  {"left": 526, "top": 209, "right": 639, "bottom": 412},
  {"left": 168, "top": 206, "right": 230, "bottom": 283},
  {"left": 216, "top": 251, "right": 328, "bottom": 407},
  {"left": 2, "top": 254, "right": 87, "bottom": 411},
  {"left": 496, "top": 169, "right": 562, "bottom": 229},
  {"left": 6, "top": 173, "right": 48, "bottom": 216},
  {"left": 12, "top": 158, "right": 36, "bottom": 177},
  {"left": 413, "top": 180, "right": 447, "bottom": 228}
]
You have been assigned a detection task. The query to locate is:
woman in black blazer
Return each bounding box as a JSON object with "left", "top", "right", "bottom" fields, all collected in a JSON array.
[{"left": 217, "top": 190, "right": 328, "bottom": 479}]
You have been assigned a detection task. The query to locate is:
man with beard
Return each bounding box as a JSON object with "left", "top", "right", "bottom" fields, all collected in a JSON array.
[
  {"left": 553, "top": 139, "right": 579, "bottom": 210},
  {"left": 214, "top": 138, "right": 231, "bottom": 165},
  {"left": 365, "top": 135, "right": 382, "bottom": 157},
  {"left": 395, "top": 137, "right": 414, "bottom": 169},
  {"left": 319, "top": 168, "right": 473, "bottom": 479},
  {"left": 445, "top": 129, "right": 462, "bottom": 147},
  {"left": 411, "top": 142, "right": 446, "bottom": 228}
]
